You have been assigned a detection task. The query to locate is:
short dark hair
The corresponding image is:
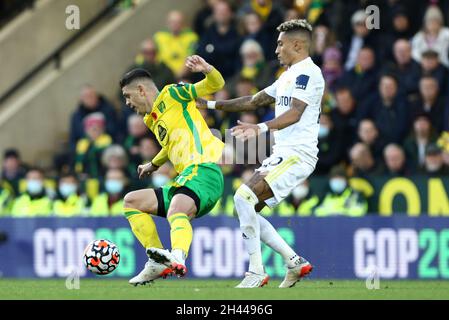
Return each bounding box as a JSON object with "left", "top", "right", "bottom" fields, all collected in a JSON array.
[
  {"left": 3, "top": 148, "right": 19, "bottom": 160},
  {"left": 277, "top": 19, "right": 312, "bottom": 42},
  {"left": 119, "top": 68, "right": 153, "bottom": 88}
]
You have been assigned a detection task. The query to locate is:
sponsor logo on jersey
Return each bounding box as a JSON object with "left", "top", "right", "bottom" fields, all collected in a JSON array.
[
  {"left": 296, "top": 74, "right": 310, "bottom": 90},
  {"left": 156, "top": 120, "right": 168, "bottom": 146}
]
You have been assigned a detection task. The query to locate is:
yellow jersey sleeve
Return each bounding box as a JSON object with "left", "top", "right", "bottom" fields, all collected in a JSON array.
[
  {"left": 193, "top": 67, "right": 225, "bottom": 97},
  {"left": 151, "top": 148, "right": 168, "bottom": 167}
]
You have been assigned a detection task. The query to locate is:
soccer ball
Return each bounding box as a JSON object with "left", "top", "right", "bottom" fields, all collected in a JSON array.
[{"left": 83, "top": 239, "right": 120, "bottom": 275}]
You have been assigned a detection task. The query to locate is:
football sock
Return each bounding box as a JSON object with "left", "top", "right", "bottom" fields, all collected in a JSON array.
[
  {"left": 124, "top": 208, "right": 163, "bottom": 249},
  {"left": 234, "top": 184, "right": 264, "bottom": 275},
  {"left": 257, "top": 215, "right": 299, "bottom": 268},
  {"left": 168, "top": 212, "right": 192, "bottom": 262}
]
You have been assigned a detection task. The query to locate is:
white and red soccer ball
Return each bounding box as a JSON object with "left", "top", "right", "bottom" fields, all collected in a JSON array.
[{"left": 83, "top": 239, "right": 120, "bottom": 275}]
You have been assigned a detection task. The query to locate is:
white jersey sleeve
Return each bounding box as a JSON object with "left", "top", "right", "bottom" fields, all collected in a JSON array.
[
  {"left": 290, "top": 73, "right": 320, "bottom": 106},
  {"left": 263, "top": 79, "right": 278, "bottom": 98}
]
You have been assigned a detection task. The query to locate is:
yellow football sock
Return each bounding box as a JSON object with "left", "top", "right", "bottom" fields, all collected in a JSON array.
[
  {"left": 124, "top": 208, "right": 163, "bottom": 249},
  {"left": 168, "top": 212, "right": 193, "bottom": 258}
]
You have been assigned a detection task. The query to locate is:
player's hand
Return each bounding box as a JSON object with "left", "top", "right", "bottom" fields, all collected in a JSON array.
[
  {"left": 231, "top": 120, "right": 260, "bottom": 141},
  {"left": 185, "top": 55, "right": 213, "bottom": 74},
  {"left": 137, "top": 162, "right": 159, "bottom": 179},
  {"left": 195, "top": 98, "right": 208, "bottom": 109}
]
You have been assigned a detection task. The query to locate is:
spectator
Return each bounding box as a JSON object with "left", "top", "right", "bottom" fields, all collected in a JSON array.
[
  {"left": 383, "top": 39, "right": 421, "bottom": 96},
  {"left": 101, "top": 144, "right": 130, "bottom": 174},
  {"left": 420, "top": 143, "right": 449, "bottom": 176},
  {"left": 411, "top": 5, "right": 449, "bottom": 68},
  {"left": 286, "top": 180, "right": 320, "bottom": 216},
  {"left": 338, "top": 46, "right": 379, "bottom": 103},
  {"left": 139, "top": 137, "right": 160, "bottom": 165},
  {"left": 239, "top": 39, "right": 275, "bottom": 89},
  {"left": 154, "top": 10, "right": 199, "bottom": 78},
  {"left": 321, "top": 46, "right": 343, "bottom": 92},
  {"left": 240, "top": 11, "right": 275, "bottom": 61},
  {"left": 363, "top": 74, "right": 410, "bottom": 144},
  {"left": 237, "top": 0, "right": 284, "bottom": 61},
  {"left": 1, "top": 149, "right": 27, "bottom": 196},
  {"left": 128, "top": 39, "right": 176, "bottom": 90},
  {"left": 357, "top": 119, "right": 385, "bottom": 162},
  {"left": 349, "top": 142, "right": 383, "bottom": 177},
  {"left": 404, "top": 113, "right": 438, "bottom": 171},
  {"left": 383, "top": 143, "right": 409, "bottom": 177},
  {"left": 0, "top": 179, "right": 13, "bottom": 216},
  {"left": 53, "top": 173, "right": 86, "bottom": 217},
  {"left": 193, "top": 0, "right": 217, "bottom": 37},
  {"left": 196, "top": 0, "right": 243, "bottom": 79},
  {"left": 419, "top": 49, "right": 448, "bottom": 93},
  {"left": 151, "top": 163, "right": 174, "bottom": 189},
  {"left": 316, "top": 113, "right": 345, "bottom": 175},
  {"left": 74, "top": 113, "right": 113, "bottom": 179},
  {"left": 123, "top": 114, "right": 151, "bottom": 165},
  {"left": 10, "top": 168, "right": 52, "bottom": 217},
  {"left": 330, "top": 87, "right": 360, "bottom": 151},
  {"left": 342, "top": 10, "right": 382, "bottom": 71},
  {"left": 69, "top": 85, "right": 118, "bottom": 153},
  {"left": 89, "top": 168, "right": 128, "bottom": 216},
  {"left": 314, "top": 166, "right": 367, "bottom": 217},
  {"left": 411, "top": 75, "right": 446, "bottom": 133}
]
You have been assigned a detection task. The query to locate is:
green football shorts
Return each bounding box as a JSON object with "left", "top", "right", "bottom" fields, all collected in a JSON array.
[{"left": 155, "top": 162, "right": 224, "bottom": 218}]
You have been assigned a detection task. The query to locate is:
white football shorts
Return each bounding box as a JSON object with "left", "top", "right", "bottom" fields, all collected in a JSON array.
[{"left": 255, "top": 150, "right": 316, "bottom": 208}]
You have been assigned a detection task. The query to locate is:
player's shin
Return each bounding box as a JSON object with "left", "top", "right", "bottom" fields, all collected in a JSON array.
[
  {"left": 167, "top": 212, "right": 192, "bottom": 264},
  {"left": 124, "top": 208, "right": 163, "bottom": 249},
  {"left": 258, "top": 215, "right": 300, "bottom": 267},
  {"left": 234, "top": 185, "right": 264, "bottom": 275}
]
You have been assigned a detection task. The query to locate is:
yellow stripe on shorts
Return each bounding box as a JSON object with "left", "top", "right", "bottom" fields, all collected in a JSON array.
[{"left": 265, "top": 156, "right": 300, "bottom": 184}]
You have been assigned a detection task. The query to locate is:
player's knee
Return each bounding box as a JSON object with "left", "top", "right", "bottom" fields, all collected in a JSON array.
[
  {"left": 123, "top": 191, "right": 137, "bottom": 209},
  {"left": 234, "top": 184, "right": 259, "bottom": 206}
]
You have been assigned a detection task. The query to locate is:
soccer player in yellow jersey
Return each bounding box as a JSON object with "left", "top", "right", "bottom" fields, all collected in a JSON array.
[{"left": 119, "top": 55, "right": 225, "bottom": 285}]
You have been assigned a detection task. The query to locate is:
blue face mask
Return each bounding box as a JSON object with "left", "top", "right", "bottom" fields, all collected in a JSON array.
[
  {"left": 329, "top": 178, "right": 347, "bottom": 193},
  {"left": 318, "top": 126, "right": 330, "bottom": 139},
  {"left": 152, "top": 174, "right": 170, "bottom": 188},
  {"left": 105, "top": 180, "right": 124, "bottom": 194},
  {"left": 59, "top": 183, "right": 77, "bottom": 198},
  {"left": 27, "top": 180, "right": 44, "bottom": 195}
]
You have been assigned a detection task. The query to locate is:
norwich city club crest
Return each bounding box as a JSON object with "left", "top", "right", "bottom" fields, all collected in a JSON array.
[{"left": 156, "top": 120, "right": 168, "bottom": 146}]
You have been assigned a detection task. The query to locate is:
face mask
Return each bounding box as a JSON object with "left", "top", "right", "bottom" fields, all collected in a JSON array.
[
  {"left": 105, "top": 179, "right": 124, "bottom": 194},
  {"left": 59, "top": 183, "right": 77, "bottom": 198},
  {"left": 27, "top": 180, "right": 44, "bottom": 195},
  {"left": 426, "top": 162, "right": 441, "bottom": 172},
  {"left": 329, "top": 178, "right": 347, "bottom": 193},
  {"left": 318, "top": 126, "right": 330, "bottom": 139},
  {"left": 152, "top": 174, "right": 170, "bottom": 188},
  {"left": 292, "top": 185, "right": 309, "bottom": 199}
]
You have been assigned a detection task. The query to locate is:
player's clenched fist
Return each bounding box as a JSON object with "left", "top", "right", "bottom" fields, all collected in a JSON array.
[
  {"left": 185, "top": 55, "right": 213, "bottom": 74},
  {"left": 137, "top": 162, "right": 159, "bottom": 179}
]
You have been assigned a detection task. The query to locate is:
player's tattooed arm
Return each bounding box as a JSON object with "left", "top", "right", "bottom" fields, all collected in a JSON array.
[
  {"left": 197, "top": 90, "right": 275, "bottom": 112},
  {"left": 265, "top": 98, "right": 307, "bottom": 130}
]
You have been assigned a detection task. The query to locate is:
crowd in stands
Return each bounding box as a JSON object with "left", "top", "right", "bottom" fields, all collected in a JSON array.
[{"left": 2, "top": 0, "right": 449, "bottom": 217}]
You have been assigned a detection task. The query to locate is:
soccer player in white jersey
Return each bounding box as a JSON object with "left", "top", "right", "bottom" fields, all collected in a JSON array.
[{"left": 197, "top": 19, "right": 325, "bottom": 288}]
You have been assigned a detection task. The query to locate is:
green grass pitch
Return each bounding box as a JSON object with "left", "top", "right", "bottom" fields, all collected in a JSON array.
[{"left": 1, "top": 279, "right": 449, "bottom": 300}]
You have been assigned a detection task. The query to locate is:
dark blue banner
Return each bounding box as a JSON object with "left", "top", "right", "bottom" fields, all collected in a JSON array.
[{"left": 0, "top": 217, "right": 449, "bottom": 279}]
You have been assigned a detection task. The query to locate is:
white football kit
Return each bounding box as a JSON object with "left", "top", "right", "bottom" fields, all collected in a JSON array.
[{"left": 257, "top": 57, "right": 325, "bottom": 208}]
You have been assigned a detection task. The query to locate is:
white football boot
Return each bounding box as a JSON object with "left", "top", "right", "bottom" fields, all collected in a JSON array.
[
  {"left": 235, "top": 271, "right": 270, "bottom": 288},
  {"left": 129, "top": 258, "right": 173, "bottom": 286},
  {"left": 279, "top": 256, "right": 313, "bottom": 288},
  {"left": 146, "top": 247, "right": 188, "bottom": 278}
]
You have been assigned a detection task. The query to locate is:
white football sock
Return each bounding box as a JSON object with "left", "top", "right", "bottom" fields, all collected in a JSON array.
[
  {"left": 234, "top": 184, "right": 264, "bottom": 275},
  {"left": 257, "top": 214, "right": 300, "bottom": 268}
]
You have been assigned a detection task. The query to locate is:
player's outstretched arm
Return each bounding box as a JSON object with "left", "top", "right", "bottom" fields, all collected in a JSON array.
[
  {"left": 186, "top": 55, "right": 225, "bottom": 96},
  {"left": 198, "top": 90, "right": 275, "bottom": 112},
  {"left": 231, "top": 98, "right": 307, "bottom": 141}
]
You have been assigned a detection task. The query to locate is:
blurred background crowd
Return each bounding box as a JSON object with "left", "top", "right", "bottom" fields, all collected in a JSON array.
[{"left": 2, "top": 0, "right": 449, "bottom": 218}]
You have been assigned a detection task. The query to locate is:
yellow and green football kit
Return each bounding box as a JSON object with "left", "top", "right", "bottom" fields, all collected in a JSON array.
[{"left": 124, "top": 67, "right": 225, "bottom": 258}]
